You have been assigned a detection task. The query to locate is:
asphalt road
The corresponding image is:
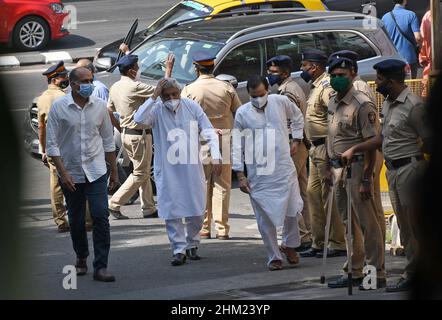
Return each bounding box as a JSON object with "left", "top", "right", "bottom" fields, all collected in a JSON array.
[{"left": 0, "top": 0, "right": 178, "bottom": 58}]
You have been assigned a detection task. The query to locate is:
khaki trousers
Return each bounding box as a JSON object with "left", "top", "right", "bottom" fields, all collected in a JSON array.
[
  {"left": 201, "top": 132, "right": 232, "bottom": 236},
  {"left": 109, "top": 133, "right": 156, "bottom": 213},
  {"left": 386, "top": 159, "right": 426, "bottom": 279},
  {"left": 307, "top": 144, "right": 346, "bottom": 250},
  {"left": 49, "top": 161, "right": 68, "bottom": 227},
  {"left": 292, "top": 143, "right": 312, "bottom": 244},
  {"left": 333, "top": 160, "right": 386, "bottom": 279}
]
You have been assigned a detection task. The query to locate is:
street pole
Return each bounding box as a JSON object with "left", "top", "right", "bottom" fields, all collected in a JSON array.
[{"left": 430, "top": 0, "right": 440, "bottom": 88}]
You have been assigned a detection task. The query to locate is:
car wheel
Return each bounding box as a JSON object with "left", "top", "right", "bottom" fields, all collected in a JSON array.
[{"left": 13, "top": 16, "right": 50, "bottom": 51}]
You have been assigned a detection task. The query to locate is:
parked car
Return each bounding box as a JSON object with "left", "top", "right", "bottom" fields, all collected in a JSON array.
[
  {"left": 0, "top": 0, "right": 69, "bottom": 51},
  {"left": 93, "top": 0, "right": 327, "bottom": 70},
  {"left": 101, "top": 9, "right": 402, "bottom": 102}
]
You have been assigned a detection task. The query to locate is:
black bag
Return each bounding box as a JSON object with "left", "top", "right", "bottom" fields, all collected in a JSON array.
[{"left": 390, "top": 11, "right": 420, "bottom": 56}]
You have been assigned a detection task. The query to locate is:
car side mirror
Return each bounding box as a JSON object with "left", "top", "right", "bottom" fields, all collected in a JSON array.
[
  {"left": 95, "top": 57, "right": 112, "bottom": 70},
  {"left": 216, "top": 74, "right": 238, "bottom": 89}
]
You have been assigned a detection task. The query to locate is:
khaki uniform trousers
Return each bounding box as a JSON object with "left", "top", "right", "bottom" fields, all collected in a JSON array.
[
  {"left": 386, "top": 159, "right": 426, "bottom": 279},
  {"left": 333, "top": 160, "right": 386, "bottom": 279},
  {"left": 307, "top": 144, "right": 346, "bottom": 250},
  {"left": 109, "top": 133, "right": 156, "bottom": 213},
  {"left": 48, "top": 160, "right": 68, "bottom": 227},
  {"left": 292, "top": 142, "right": 312, "bottom": 244}
]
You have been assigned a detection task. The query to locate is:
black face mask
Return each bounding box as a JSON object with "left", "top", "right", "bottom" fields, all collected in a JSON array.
[
  {"left": 59, "top": 79, "right": 70, "bottom": 89},
  {"left": 376, "top": 82, "right": 391, "bottom": 97}
]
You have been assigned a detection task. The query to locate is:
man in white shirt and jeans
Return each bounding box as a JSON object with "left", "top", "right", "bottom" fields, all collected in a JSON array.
[{"left": 46, "top": 67, "right": 118, "bottom": 282}]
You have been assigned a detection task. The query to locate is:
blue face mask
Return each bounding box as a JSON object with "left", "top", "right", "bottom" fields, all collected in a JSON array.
[
  {"left": 267, "top": 74, "right": 281, "bottom": 86},
  {"left": 77, "top": 83, "right": 95, "bottom": 98},
  {"left": 300, "top": 68, "right": 313, "bottom": 83}
]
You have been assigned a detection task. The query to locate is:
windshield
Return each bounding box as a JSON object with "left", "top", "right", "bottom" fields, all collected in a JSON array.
[
  {"left": 147, "top": 1, "right": 213, "bottom": 33},
  {"left": 133, "top": 38, "right": 223, "bottom": 83}
]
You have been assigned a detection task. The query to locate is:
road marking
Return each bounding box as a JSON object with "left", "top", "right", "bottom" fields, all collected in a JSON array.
[
  {"left": 0, "top": 56, "right": 20, "bottom": 67},
  {"left": 245, "top": 222, "right": 258, "bottom": 230},
  {"left": 11, "top": 108, "right": 28, "bottom": 112},
  {"left": 77, "top": 20, "right": 108, "bottom": 25},
  {"left": 41, "top": 51, "right": 72, "bottom": 64},
  {"left": 0, "top": 68, "right": 48, "bottom": 74}
]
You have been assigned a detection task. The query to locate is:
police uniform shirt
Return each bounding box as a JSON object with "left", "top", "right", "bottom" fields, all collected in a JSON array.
[
  {"left": 327, "top": 87, "right": 379, "bottom": 159},
  {"left": 37, "top": 84, "right": 66, "bottom": 124},
  {"left": 107, "top": 76, "right": 155, "bottom": 130},
  {"left": 305, "top": 72, "right": 335, "bottom": 142},
  {"left": 181, "top": 74, "right": 241, "bottom": 130},
  {"left": 381, "top": 87, "right": 431, "bottom": 160},
  {"left": 278, "top": 77, "right": 307, "bottom": 115}
]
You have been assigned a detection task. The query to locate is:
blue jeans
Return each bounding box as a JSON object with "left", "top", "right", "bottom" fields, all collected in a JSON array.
[{"left": 60, "top": 174, "right": 110, "bottom": 271}]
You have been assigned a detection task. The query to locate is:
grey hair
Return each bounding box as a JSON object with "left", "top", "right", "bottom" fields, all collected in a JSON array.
[{"left": 162, "top": 78, "right": 182, "bottom": 91}]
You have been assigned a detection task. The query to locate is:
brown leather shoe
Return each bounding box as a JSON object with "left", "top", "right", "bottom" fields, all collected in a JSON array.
[
  {"left": 216, "top": 234, "right": 230, "bottom": 240},
  {"left": 93, "top": 268, "right": 115, "bottom": 282},
  {"left": 268, "top": 260, "right": 283, "bottom": 271},
  {"left": 279, "top": 245, "right": 300, "bottom": 265},
  {"left": 75, "top": 258, "right": 88, "bottom": 276},
  {"left": 58, "top": 224, "right": 70, "bottom": 233},
  {"left": 200, "top": 231, "right": 211, "bottom": 239}
]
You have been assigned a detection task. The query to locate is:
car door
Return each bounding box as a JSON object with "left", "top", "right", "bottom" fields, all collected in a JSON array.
[{"left": 215, "top": 39, "right": 267, "bottom": 102}]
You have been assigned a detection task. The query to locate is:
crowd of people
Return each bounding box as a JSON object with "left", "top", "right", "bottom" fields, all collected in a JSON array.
[{"left": 35, "top": 0, "right": 432, "bottom": 294}]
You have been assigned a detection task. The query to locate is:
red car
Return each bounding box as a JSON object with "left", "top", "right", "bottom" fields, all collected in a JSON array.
[{"left": 0, "top": 0, "right": 69, "bottom": 51}]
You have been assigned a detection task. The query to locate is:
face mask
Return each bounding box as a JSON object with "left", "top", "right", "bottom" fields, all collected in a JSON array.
[
  {"left": 59, "top": 79, "right": 70, "bottom": 89},
  {"left": 250, "top": 93, "right": 268, "bottom": 109},
  {"left": 77, "top": 83, "right": 95, "bottom": 98},
  {"left": 300, "top": 68, "right": 313, "bottom": 83},
  {"left": 134, "top": 68, "right": 141, "bottom": 81},
  {"left": 330, "top": 76, "right": 351, "bottom": 93},
  {"left": 164, "top": 99, "right": 180, "bottom": 111},
  {"left": 376, "top": 83, "right": 391, "bottom": 97},
  {"left": 267, "top": 74, "right": 281, "bottom": 86}
]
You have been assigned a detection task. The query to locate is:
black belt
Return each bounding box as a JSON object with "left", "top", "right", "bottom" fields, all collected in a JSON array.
[
  {"left": 311, "top": 138, "right": 326, "bottom": 147},
  {"left": 330, "top": 155, "right": 364, "bottom": 169},
  {"left": 123, "top": 128, "right": 152, "bottom": 135},
  {"left": 385, "top": 155, "right": 424, "bottom": 170}
]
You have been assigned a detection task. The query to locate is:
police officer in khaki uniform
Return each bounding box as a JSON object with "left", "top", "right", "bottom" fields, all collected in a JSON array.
[
  {"left": 341, "top": 59, "right": 431, "bottom": 292},
  {"left": 325, "top": 55, "right": 386, "bottom": 290},
  {"left": 266, "top": 55, "right": 312, "bottom": 250},
  {"left": 181, "top": 52, "right": 242, "bottom": 240},
  {"left": 38, "top": 61, "right": 70, "bottom": 232},
  {"left": 108, "top": 54, "right": 173, "bottom": 219},
  {"left": 329, "top": 52, "right": 386, "bottom": 244},
  {"left": 298, "top": 49, "right": 347, "bottom": 258}
]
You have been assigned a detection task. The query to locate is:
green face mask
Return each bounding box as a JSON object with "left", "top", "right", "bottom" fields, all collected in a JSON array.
[{"left": 331, "top": 76, "right": 351, "bottom": 93}]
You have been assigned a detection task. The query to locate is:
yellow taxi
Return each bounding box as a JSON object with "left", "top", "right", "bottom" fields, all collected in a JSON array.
[{"left": 147, "top": 0, "right": 326, "bottom": 33}]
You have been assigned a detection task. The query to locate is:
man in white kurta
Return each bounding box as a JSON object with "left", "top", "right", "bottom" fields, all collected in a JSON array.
[
  {"left": 134, "top": 78, "right": 221, "bottom": 266},
  {"left": 232, "top": 75, "right": 304, "bottom": 271}
]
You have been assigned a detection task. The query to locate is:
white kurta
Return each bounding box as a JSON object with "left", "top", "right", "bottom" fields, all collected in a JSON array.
[
  {"left": 232, "top": 94, "right": 304, "bottom": 227},
  {"left": 134, "top": 97, "right": 220, "bottom": 220}
]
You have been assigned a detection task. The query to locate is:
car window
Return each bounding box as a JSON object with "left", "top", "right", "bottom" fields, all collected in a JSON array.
[
  {"left": 220, "top": 1, "right": 304, "bottom": 14},
  {"left": 267, "top": 31, "right": 377, "bottom": 71},
  {"left": 133, "top": 38, "right": 223, "bottom": 83},
  {"left": 216, "top": 40, "right": 266, "bottom": 82},
  {"left": 147, "top": 1, "right": 213, "bottom": 33}
]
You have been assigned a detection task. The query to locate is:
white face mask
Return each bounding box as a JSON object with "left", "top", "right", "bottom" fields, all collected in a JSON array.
[
  {"left": 164, "top": 99, "right": 180, "bottom": 112},
  {"left": 250, "top": 93, "right": 268, "bottom": 109}
]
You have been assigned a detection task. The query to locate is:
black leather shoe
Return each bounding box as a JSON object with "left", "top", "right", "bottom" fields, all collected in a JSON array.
[
  {"left": 328, "top": 276, "right": 363, "bottom": 288},
  {"left": 186, "top": 248, "right": 201, "bottom": 260},
  {"left": 295, "top": 241, "right": 312, "bottom": 252},
  {"left": 171, "top": 253, "right": 187, "bottom": 266},
  {"left": 386, "top": 277, "right": 411, "bottom": 293},
  {"left": 316, "top": 249, "right": 347, "bottom": 258},
  {"left": 143, "top": 210, "right": 158, "bottom": 218},
  {"left": 109, "top": 209, "right": 129, "bottom": 220},
  {"left": 75, "top": 257, "right": 87, "bottom": 276},
  {"left": 300, "top": 248, "right": 321, "bottom": 258},
  {"left": 93, "top": 268, "right": 116, "bottom": 282},
  {"left": 359, "top": 278, "right": 387, "bottom": 290}
]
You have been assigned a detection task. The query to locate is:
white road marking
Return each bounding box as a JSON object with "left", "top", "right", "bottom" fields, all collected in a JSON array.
[
  {"left": 41, "top": 51, "right": 72, "bottom": 64},
  {"left": 11, "top": 108, "right": 28, "bottom": 112},
  {"left": 0, "top": 56, "right": 20, "bottom": 67},
  {"left": 245, "top": 222, "right": 258, "bottom": 230},
  {"left": 0, "top": 68, "right": 49, "bottom": 74},
  {"left": 77, "top": 20, "right": 108, "bottom": 25}
]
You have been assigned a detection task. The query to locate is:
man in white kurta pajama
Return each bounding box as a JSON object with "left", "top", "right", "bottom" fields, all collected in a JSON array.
[
  {"left": 232, "top": 75, "right": 304, "bottom": 271},
  {"left": 134, "top": 78, "right": 221, "bottom": 266}
]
